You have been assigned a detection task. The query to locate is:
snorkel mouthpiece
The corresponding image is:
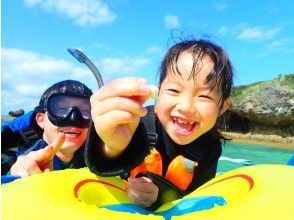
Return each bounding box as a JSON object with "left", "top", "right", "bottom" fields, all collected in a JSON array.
[
  {"left": 67, "top": 48, "right": 86, "bottom": 63},
  {"left": 67, "top": 48, "right": 104, "bottom": 89}
]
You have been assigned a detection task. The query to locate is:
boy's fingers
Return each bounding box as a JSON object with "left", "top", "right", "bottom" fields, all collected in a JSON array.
[
  {"left": 128, "top": 177, "right": 154, "bottom": 192},
  {"left": 92, "top": 97, "right": 147, "bottom": 117},
  {"left": 131, "top": 85, "right": 158, "bottom": 105},
  {"left": 11, "top": 157, "right": 43, "bottom": 177},
  {"left": 128, "top": 176, "right": 152, "bottom": 184},
  {"left": 14, "top": 168, "right": 30, "bottom": 177},
  {"left": 48, "top": 132, "right": 66, "bottom": 157},
  {"left": 130, "top": 94, "right": 152, "bottom": 105},
  {"left": 33, "top": 133, "right": 65, "bottom": 164},
  {"left": 44, "top": 167, "right": 52, "bottom": 173},
  {"left": 94, "top": 77, "right": 150, "bottom": 101},
  {"left": 26, "top": 164, "right": 43, "bottom": 176}
]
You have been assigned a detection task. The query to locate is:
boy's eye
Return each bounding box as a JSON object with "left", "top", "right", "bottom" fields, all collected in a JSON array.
[
  {"left": 167, "top": 89, "right": 179, "bottom": 93},
  {"left": 199, "top": 95, "right": 213, "bottom": 100}
]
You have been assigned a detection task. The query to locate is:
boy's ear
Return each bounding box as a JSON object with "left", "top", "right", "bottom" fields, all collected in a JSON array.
[
  {"left": 35, "top": 112, "right": 45, "bottom": 129},
  {"left": 219, "top": 97, "right": 232, "bottom": 116}
]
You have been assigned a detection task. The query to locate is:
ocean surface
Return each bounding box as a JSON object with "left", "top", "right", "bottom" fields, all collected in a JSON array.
[{"left": 217, "top": 141, "right": 294, "bottom": 173}]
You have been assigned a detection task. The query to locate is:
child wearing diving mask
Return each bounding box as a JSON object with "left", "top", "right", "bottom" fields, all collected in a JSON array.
[
  {"left": 85, "top": 39, "right": 233, "bottom": 210},
  {"left": 10, "top": 80, "right": 92, "bottom": 177}
]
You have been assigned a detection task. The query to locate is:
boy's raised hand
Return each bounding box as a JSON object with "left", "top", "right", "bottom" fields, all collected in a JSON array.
[
  {"left": 10, "top": 133, "right": 65, "bottom": 177},
  {"left": 90, "top": 77, "right": 154, "bottom": 158}
]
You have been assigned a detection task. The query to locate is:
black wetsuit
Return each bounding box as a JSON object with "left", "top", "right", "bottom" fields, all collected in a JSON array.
[{"left": 84, "top": 107, "right": 223, "bottom": 208}]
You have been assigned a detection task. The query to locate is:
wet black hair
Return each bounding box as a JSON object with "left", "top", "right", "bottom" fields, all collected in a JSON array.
[
  {"left": 158, "top": 39, "right": 234, "bottom": 105},
  {"left": 35, "top": 80, "right": 93, "bottom": 113}
]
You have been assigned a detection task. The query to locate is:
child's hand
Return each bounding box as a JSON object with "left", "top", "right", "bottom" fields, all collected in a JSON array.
[
  {"left": 126, "top": 176, "right": 159, "bottom": 208},
  {"left": 90, "top": 77, "right": 155, "bottom": 158},
  {"left": 10, "top": 133, "right": 65, "bottom": 177}
]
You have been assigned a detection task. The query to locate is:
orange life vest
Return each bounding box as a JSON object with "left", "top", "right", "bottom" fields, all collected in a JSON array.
[{"left": 130, "top": 148, "right": 198, "bottom": 190}]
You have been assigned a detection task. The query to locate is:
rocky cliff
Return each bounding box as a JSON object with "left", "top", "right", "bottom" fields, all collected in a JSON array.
[{"left": 222, "top": 73, "right": 294, "bottom": 138}]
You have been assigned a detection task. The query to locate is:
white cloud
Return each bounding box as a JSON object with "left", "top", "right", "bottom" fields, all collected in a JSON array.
[
  {"left": 1, "top": 48, "right": 96, "bottom": 114},
  {"left": 1, "top": 48, "right": 151, "bottom": 114},
  {"left": 257, "top": 38, "right": 291, "bottom": 58},
  {"left": 146, "top": 46, "right": 162, "bottom": 54},
  {"left": 214, "top": 2, "right": 229, "bottom": 11},
  {"left": 216, "top": 26, "right": 230, "bottom": 36},
  {"left": 164, "top": 15, "right": 180, "bottom": 29},
  {"left": 23, "top": 0, "right": 116, "bottom": 26},
  {"left": 238, "top": 26, "right": 281, "bottom": 41},
  {"left": 216, "top": 24, "right": 283, "bottom": 43},
  {"left": 100, "top": 57, "right": 150, "bottom": 75}
]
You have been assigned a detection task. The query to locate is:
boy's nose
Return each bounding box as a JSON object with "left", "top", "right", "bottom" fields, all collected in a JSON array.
[{"left": 177, "top": 96, "right": 196, "bottom": 114}]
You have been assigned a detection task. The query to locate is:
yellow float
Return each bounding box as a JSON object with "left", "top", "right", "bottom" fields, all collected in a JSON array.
[{"left": 1, "top": 164, "right": 294, "bottom": 220}]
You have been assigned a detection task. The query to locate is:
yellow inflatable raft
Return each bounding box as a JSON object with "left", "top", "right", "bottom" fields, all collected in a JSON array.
[{"left": 1, "top": 164, "right": 294, "bottom": 220}]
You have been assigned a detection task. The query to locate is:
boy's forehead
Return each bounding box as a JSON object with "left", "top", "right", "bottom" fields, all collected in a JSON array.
[
  {"left": 177, "top": 52, "right": 194, "bottom": 71},
  {"left": 167, "top": 53, "right": 214, "bottom": 80}
]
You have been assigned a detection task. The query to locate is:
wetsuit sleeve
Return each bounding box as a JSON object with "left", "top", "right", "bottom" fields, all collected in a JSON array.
[{"left": 84, "top": 121, "right": 150, "bottom": 176}]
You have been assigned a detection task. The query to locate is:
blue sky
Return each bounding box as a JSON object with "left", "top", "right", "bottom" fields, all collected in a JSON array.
[{"left": 1, "top": 0, "right": 294, "bottom": 115}]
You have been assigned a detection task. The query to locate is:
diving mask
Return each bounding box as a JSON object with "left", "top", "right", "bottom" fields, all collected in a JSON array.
[{"left": 46, "top": 94, "right": 91, "bottom": 128}]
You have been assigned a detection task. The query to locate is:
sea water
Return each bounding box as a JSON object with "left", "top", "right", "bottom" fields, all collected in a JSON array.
[{"left": 217, "top": 142, "right": 294, "bottom": 173}]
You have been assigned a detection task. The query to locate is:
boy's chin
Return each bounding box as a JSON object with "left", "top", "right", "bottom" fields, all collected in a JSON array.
[
  {"left": 169, "top": 134, "right": 195, "bottom": 146},
  {"left": 57, "top": 145, "right": 80, "bottom": 162},
  {"left": 60, "top": 143, "right": 81, "bottom": 153}
]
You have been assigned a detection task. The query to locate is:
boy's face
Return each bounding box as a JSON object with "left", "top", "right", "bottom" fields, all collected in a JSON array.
[
  {"left": 155, "top": 52, "right": 230, "bottom": 145},
  {"left": 36, "top": 112, "right": 88, "bottom": 161}
]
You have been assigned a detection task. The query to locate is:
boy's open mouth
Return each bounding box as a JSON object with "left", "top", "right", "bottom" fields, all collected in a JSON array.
[
  {"left": 172, "top": 117, "right": 197, "bottom": 135},
  {"left": 59, "top": 128, "right": 82, "bottom": 136}
]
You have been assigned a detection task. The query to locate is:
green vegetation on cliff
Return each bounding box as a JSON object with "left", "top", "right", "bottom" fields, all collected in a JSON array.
[
  {"left": 231, "top": 73, "right": 294, "bottom": 105},
  {"left": 225, "top": 73, "right": 294, "bottom": 138}
]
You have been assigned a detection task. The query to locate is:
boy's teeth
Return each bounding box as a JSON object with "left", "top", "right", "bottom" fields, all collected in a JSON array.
[
  {"left": 177, "top": 118, "right": 193, "bottom": 124},
  {"left": 61, "top": 131, "right": 79, "bottom": 134}
]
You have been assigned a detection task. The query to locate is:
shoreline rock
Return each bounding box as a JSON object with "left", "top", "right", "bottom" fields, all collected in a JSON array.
[
  {"left": 223, "top": 74, "right": 294, "bottom": 138},
  {"left": 221, "top": 131, "right": 294, "bottom": 150}
]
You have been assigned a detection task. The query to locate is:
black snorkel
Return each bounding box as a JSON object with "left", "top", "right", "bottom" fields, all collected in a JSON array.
[
  {"left": 44, "top": 49, "right": 103, "bottom": 128},
  {"left": 67, "top": 48, "right": 104, "bottom": 88},
  {"left": 51, "top": 48, "right": 103, "bottom": 128}
]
